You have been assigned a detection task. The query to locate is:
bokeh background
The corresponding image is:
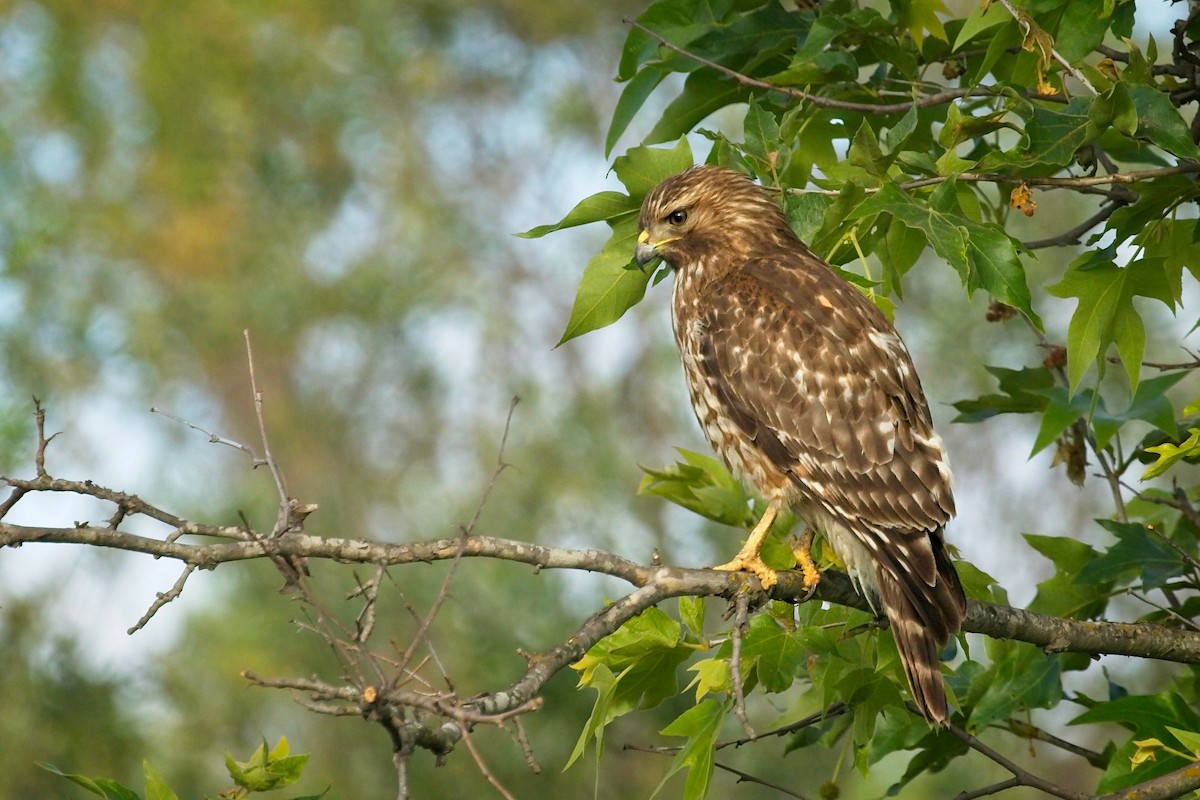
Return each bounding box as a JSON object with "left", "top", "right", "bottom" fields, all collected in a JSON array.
[{"left": 0, "top": 1, "right": 1188, "bottom": 797}]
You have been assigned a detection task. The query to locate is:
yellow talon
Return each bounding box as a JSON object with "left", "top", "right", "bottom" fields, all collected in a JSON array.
[
  {"left": 792, "top": 529, "right": 821, "bottom": 598},
  {"left": 714, "top": 500, "right": 782, "bottom": 590}
]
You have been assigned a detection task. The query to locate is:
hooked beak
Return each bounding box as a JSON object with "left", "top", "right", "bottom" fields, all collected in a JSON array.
[{"left": 635, "top": 229, "right": 663, "bottom": 271}]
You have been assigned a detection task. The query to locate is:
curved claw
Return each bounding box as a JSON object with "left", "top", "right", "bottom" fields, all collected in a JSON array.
[
  {"left": 792, "top": 529, "right": 822, "bottom": 600},
  {"left": 714, "top": 554, "right": 780, "bottom": 590}
]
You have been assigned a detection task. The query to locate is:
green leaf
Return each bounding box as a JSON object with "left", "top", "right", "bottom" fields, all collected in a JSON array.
[
  {"left": 952, "top": 365, "right": 1054, "bottom": 423},
  {"left": 962, "top": 221, "right": 1041, "bottom": 328},
  {"left": 1055, "top": 0, "right": 1115, "bottom": 62},
  {"left": 225, "top": 738, "right": 308, "bottom": 793},
  {"left": 967, "top": 644, "right": 1061, "bottom": 732},
  {"left": 38, "top": 763, "right": 143, "bottom": 800},
  {"left": 639, "top": 449, "right": 752, "bottom": 528},
  {"left": 740, "top": 614, "right": 803, "bottom": 693},
  {"left": 852, "top": 181, "right": 1039, "bottom": 324},
  {"left": 1142, "top": 428, "right": 1200, "bottom": 481},
  {"left": 1024, "top": 534, "right": 1110, "bottom": 619},
  {"left": 1074, "top": 691, "right": 1200, "bottom": 732},
  {"left": 612, "top": 137, "right": 694, "bottom": 198},
  {"left": 1046, "top": 255, "right": 1176, "bottom": 392},
  {"left": 851, "top": 182, "right": 967, "bottom": 271},
  {"left": 517, "top": 191, "right": 637, "bottom": 239},
  {"left": 643, "top": 70, "right": 745, "bottom": 147},
  {"left": 652, "top": 699, "right": 729, "bottom": 800},
  {"left": 1126, "top": 82, "right": 1200, "bottom": 159},
  {"left": 1031, "top": 387, "right": 1092, "bottom": 456},
  {"left": 1024, "top": 102, "right": 1097, "bottom": 168},
  {"left": 142, "top": 762, "right": 178, "bottom": 800},
  {"left": 742, "top": 97, "right": 783, "bottom": 175},
  {"left": 569, "top": 608, "right": 693, "bottom": 769},
  {"left": 679, "top": 595, "right": 706, "bottom": 637},
  {"left": 607, "top": 66, "right": 669, "bottom": 157},
  {"left": 1078, "top": 520, "right": 1184, "bottom": 590},
  {"left": 1093, "top": 371, "right": 1187, "bottom": 449},
  {"left": 1167, "top": 726, "right": 1200, "bottom": 757},
  {"left": 1072, "top": 691, "right": 1200, "bottom": 792},
  {"left": 566, "top": 662, "right": 622, "bottom": 769},
  {"left": 952, "top": 0, "right": 1007, "bottom": 50},
  {"left": 766, "top": 50, "right": 858, "bottom": 86},
  {"left": 558, "top": 217, "right": 648, "bottom": 345},
  {"left": 878, "top": 216, "right": 925, "bottom": 297},
  {"left": 686, "top": 658, "right": 731, "bottom": 701}
]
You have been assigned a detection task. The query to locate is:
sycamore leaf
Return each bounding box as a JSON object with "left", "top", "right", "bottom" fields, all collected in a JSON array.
[
  {"left": 1046, "top": 255, "right": 1175, "bottom": 393},
  {"left": 686, "top": 658, "right": 731, "bottom": 702},
  {"left": 1126, "top": 83, "right": 1200, "bottom": 159},
  {"left": 651, "top": 700, "right": 729, "bottom": 800},
  {"left": 851, "top": 181, "right": 1040, "bottom": 324},
  {"left": 1142, "top": 428, "right": 1200, "bottom": 481}
]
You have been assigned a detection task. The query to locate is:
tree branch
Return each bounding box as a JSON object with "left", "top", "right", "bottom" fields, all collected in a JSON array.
[
  {"left": 622, "top": 17, "right": 1064, "bottom": 115},
  {"left": 6, "top": 521, "right": 1200, "bottom": 666}
]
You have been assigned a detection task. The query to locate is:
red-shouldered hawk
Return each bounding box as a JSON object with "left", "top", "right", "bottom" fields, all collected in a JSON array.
[{"left": 635, "top": 165, "right": 966, "bottom": 724}]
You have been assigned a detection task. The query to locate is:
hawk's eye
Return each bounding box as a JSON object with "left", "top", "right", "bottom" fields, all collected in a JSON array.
[{"left": 667, "top": 209, "right": 688, "bottom": 226}]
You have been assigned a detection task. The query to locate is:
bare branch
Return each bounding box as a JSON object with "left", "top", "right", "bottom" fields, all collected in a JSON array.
[
  {"left": 243, "top": 329, "right": 289, "bottom": 511},
  {"left": 128, "top": 565, "right": 196, "bottom": 634},
  {"left": 1000, "top": 719, "right": 1108, "bottom": 769},
  {"left": 944, "top": 717, "right": 1091, "bottom": 800},
  {"left": 729, "top": 593, "right": 755, "bottom": 738},
  {"left": 393, "top": 397, "right": 519, "bottom": 689},
  {"left": 150, "top": 406, "right": 266, "bottom": 466},
  {"left": 713, "top": 761, "right": 811, "bottom": 799},
  {"left": 8, "top": 521, "right": 1200, "bottom": 667}
]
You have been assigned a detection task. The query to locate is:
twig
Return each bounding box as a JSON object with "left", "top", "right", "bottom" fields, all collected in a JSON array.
[
  {"left": 242, "top": 330, "right": 289, "bottom": 525},
  {"left": 128, "top": 565, "right": 196, "bottom": 634},
  {"left": 150, "top": 406, "right": 266, "bottom": 466},
  {"left": 943, "top": 715, "right": 1091, "bottom": 800},
  {"left": 1000, "top": 719, "right": 1108, "bottom": 769},
  {"left": 954, "top": 777, "right": 1022, "bottom": 800},
  {"left": 458, "top": 724, "right": 517, "bottom": 800},
  {"left": 513, "top": 718, "right": 541, "bottom": 774},
  {"left": 32, "top": 396, "right": 58, "bottom": 479},
  {"left": 787, "top": 165, "right": 1200, "bottom": 197},
  {"left": 729, "top": 593, "right": 755, "bottom": 738},
  {"left": 1025, "top": 204, "right": 1121, "bottom": 250},
  {"left": 622, "top": 17, "right": 1049, "bottom": 115},
  {"left": 1125, "top": 588, "right": 1200, "bottom": 632},
  {"left": 719, "top": 702, "right": 848, "bottom": 750},
  {"left": 392, "top": 397, "right": 519, "bottom": 689},
  {"left": 996, "top": 0, "right": 1098, "bottom": 95},
  {"left": 714, "top": 761, "right": 811, "bottom": 799}
]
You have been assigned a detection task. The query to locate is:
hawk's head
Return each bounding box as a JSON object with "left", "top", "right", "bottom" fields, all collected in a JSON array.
[{"left": 635, "top": 165, "right": 796, "bottom": 273}]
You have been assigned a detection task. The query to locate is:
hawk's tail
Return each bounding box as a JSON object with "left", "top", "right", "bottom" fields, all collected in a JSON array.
[{"left": 875, "top": 533, "right": 966, "bottom": 725}]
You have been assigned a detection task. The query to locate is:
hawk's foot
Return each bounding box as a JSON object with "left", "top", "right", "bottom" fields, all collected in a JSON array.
[
  {"left": 714, "top": 500, "right": 783, "bottom": 590},
  {"left": 714, "top": 552, "right": 780, "bottom": 591},
  {"left": 791, "top": 529, "right": 821, "bottom": 600}
]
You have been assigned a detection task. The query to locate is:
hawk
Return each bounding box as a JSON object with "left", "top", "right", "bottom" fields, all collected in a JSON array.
[{"left": 635, "top": 165, "right": 966, "bottom": 724}]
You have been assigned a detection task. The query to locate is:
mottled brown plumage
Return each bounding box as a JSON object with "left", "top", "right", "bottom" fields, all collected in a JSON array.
[{"left": 635, "top": 165, "right": 966, "bottom": 724}]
